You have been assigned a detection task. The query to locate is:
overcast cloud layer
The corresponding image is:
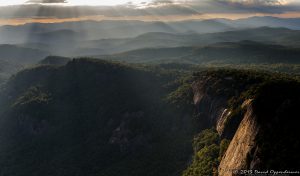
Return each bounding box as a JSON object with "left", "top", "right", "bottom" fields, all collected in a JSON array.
[
  {"left": 0, "top": 0, "right": 299, "bottom": 20},
  {"left": 26, "top": 0, "right": 67, "bottom": 3}
]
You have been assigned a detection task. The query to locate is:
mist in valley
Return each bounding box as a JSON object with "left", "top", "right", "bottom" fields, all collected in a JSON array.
[{"left": 0, "top": 1, "right": 300, "bottom": 176}]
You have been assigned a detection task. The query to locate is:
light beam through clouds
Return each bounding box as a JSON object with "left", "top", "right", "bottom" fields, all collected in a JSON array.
[
  {"left": 0, "top": 0, "right": 154, "bottom": 6},
  {"left": 0, "top": 0, "right": 300, "bottom": 26},
  {"left": 0, "top": 0, "right": 297, "bottom": 6}
]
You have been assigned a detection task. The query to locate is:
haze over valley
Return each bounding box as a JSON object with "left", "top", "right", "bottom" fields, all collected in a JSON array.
[{"left": 0, "top": 0, "right": 300, "bottom": 175}]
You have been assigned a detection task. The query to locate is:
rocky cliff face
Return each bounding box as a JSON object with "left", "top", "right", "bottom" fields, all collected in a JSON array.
[
  {"left": 190, "top": 72, "right": 300, "bottom": 175},
  {"left": 218, "top": 81, "right": 300, "bottom": 174},
  {"left": 191, "top": 79, "right": 227, "bottom": 128},
  {"left": 191, "top": 72, "right": 250, "bottom": 138},
  {"left": 218, "top": 101, "right": 259, "bottom": 176}
]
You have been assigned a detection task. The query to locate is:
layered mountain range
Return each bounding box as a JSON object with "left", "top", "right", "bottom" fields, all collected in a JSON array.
[{"left": 0, "top": 16, "right": 299, "bottom": 175}]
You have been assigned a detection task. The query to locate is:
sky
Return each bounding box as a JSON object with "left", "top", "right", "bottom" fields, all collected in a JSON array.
[
  {"left": 0, "top": 0, "right": 300, "bottom": 25},
  {"left": 0, "top": 0, "right": 153, "bottom": 6}
]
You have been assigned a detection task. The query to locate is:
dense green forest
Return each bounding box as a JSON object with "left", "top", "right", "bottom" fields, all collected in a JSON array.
[
  {"left": 0, "top": 58, "right": 299, "bottom": 175},
  {"left": 0, "top": 59, "right": 196, "bottom": 176}
]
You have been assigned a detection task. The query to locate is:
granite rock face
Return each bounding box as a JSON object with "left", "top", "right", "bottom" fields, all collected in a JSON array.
[
  {"left": 218, "top": 80, "right": 300, "bottom": 174},
  {"left": 218, "top": 102, "right": 259, "bottom": 176}
]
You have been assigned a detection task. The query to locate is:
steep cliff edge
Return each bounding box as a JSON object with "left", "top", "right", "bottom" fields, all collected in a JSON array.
[
  {"left": 219, "top": 81, "right": 300, "bottom": 175},
  {"left": 191, "top": 70, "right": 267, "bottom": 139},
  {"left": 218, "top": 102, "right": 259, "bottom": 176},
  {"left": 183, "top": 70, "right": 300, "bottom": 176}
]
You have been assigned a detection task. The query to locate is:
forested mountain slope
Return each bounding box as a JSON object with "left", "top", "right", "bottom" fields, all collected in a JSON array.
[{"left": 0, "top": 59, "right": 299, "bottom": 176}]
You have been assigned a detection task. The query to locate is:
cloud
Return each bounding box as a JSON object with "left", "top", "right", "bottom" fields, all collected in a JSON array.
[
  {"left": 26, "top": 0, "right": 67, "bottom": 3},
  {"left": 0, "top": 4, "right": 202, "bottom": 19},
  {"left": 0, "top": 0, "right": 299, "bottom": 21},
  {"left": 131, "top": 0, "right": 300, "bottom": 14},
  {"left": 209, "top": 0, "right": 300, "bottom": 13},
  {"left": 149, "top": 0, "right": 174, "bottom": 5},
  {"left": 216, "top": 0, "right": 290, "bottom": 6},
  {"left": 170, "top": 0, "right": 300, "bottom": 14}
]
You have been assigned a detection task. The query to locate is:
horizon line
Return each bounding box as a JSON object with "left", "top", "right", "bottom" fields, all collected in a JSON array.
[{"left": 1, "top": 13, "right": 300, "bottom": 26}]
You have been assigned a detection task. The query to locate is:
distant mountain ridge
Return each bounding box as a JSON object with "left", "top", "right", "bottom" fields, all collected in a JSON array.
[
  {"left": 222, "top": 16, "right": 300, "bottom": 30},
  {"left": 0, "top": 44, "right": 49, "bottom": 64},
  {"left": 2, "top": 27, "right": 300, "bottom": 65},
  {"left": 39, "top": 56, "right": 71, "bottom": 66},
  {"left": 1, "top": 16, "right": 300, "bottom": 44},
  {"left": 1, "top": 17, "right": 300, "bottom": 56},
  {"left": 65, "top": 27, "right": 300, "bottom": 56},
  {"left": 99, "top": 40, "right": 300, "bottom": 64}
]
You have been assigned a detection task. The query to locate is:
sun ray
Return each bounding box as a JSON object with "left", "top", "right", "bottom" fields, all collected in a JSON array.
[{"left": 0, "top": 0, "right": 153, "bottom": 6}]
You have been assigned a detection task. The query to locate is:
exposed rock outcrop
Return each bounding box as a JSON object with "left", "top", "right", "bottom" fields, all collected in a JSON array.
[
  {"left": 218, "top": 101, "right": 259, "bottom": 176},
  {"left": 191, "top": 79, "right": 227, "bottom": 127},
  {"left": 218, "top": 80, "right": 300, "bottom": 174},
  {"left": 216, "top": 109, "right": 231, "bottom": 136},
  {"left": 191, "top": 75, "right": 245, "bottom": 139}
]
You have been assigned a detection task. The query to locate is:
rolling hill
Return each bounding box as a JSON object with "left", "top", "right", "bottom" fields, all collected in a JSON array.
[
  {"left": 81, "top": 27, "right": 300, "bottom": 56},
  {"left": 102, "top": 41, "right": 300, "bottom": 64},
  {"left": 0, "top": 44, "right": 49, "bottom": 64},
  {"left": 0, "top": 45, "right": 50, "bottom": 84},
  {"left": 38, "top": 55, "right": 71, "bottom": 66},
  {"left": 2, "top": 26, "right": 300, "bottom": 57}
]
